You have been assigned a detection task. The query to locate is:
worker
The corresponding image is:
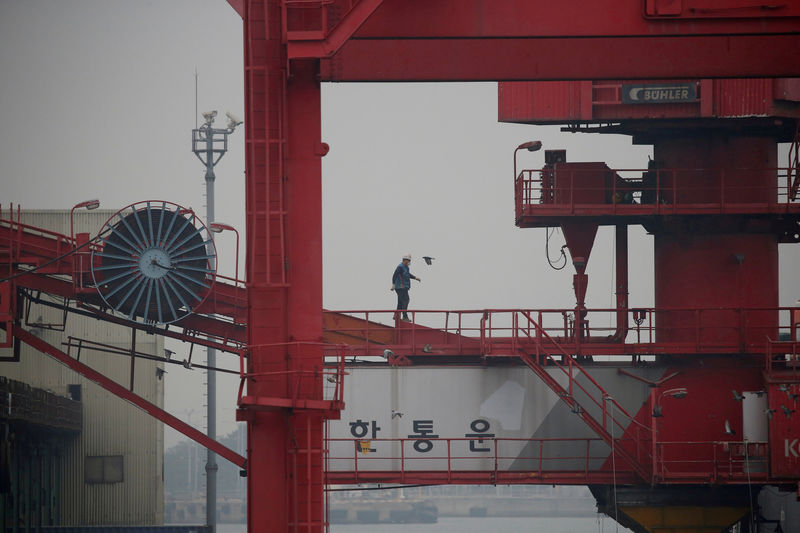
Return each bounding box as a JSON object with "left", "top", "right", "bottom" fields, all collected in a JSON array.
[{"left": 391, "top": 253, "right": 421, "bottom": 322}]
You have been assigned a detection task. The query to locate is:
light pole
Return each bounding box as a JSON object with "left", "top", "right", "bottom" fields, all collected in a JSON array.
[
  {"left": 513, "top": 140, "right": 543, "bottom": 182},
  {"left": 209, "top": 223, "right": 240, "bottom": 285},
  {"left": 650, "top": 387, "right": 688, "bottom": 481},
  {"left": 70, "top": 199, "right": 100, "bottom": 292},
  {"left": 192, "top": 110, "right": 242, "bottom": 533},
  {"left": 69, "top": 199, "right": 100, "bottom": 243}
]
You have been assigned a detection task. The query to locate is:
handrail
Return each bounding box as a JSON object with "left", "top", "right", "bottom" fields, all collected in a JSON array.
[
  {"left": 326, "top": 436, "right": 768, "bottom": 485},
  {"left": 238, "top": 341, "right": 348, "bottom": 408},
  {"left": 322, "top": 306, "right": 797, "bottom": 357},
  {"left": 328, "top": 436, "right": 633, "bottom": 474},
  {"left": 789, "top": 124, "right": 800, "bottom": 201},
  {"left": 515, "top": 166, "right": 800, "bottom": 221},
  {"left": 515, "top": 310, "right": 639, "bottom": 430},
  {"left": 655, "top": 440, "right": 769, "bottom": 483}
]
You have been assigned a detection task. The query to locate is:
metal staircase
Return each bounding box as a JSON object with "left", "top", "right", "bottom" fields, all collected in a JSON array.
[{"left": 511, "top": 312, "right": 652, "bottom": 481}]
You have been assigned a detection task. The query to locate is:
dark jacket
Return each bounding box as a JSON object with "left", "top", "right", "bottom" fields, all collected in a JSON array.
[{"left": 392, "top": 263, "right": 416, "bottom": 290}]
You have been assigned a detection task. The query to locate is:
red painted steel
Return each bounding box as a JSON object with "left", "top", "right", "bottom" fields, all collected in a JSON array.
[
  {"left": 320, "top": 307, "right": 800, "bottom": 364},
  {"left": 287, "top": 0, "right": 383, "bottom": 58},
  {"left": 241, "top": 2, "right": 331, "bottom": 530},
  {"left": 651, "top": 137, "right": 781, "bottom": 347},
  {"left": 0, "top": 213, "right": 248, "bottom": 350},
  {"left": 320, "top": 35, "right": 800, "bottom": 81},
  {"left": 242, "top": 2, "right": 291, "bottom": 531},
  {"left": 326, "top": 436, "right": 642, "bottom": 486},
  {"left": 514, "top": 166, "right": 800, "bottom": 223},
  {"left": 236, "top": 4, "right": 800, "bottom": 530},
  {"left": 655, "top": 233, "right": 778, "bottom": 346},
  {"left": 350, "top": 0, "right": 800, "bottom": 37},
  {"left": 499, "top": 79, "right": 800, "bottom": 124},
  {"left": 3, "top": 4, "right": 800, "bottom": 532},
  {"left": 517, "top": 350, "right": 650, "bottom": 481},
  {"left": 324, "top": 435, "right": 772, "bottom": 486}
]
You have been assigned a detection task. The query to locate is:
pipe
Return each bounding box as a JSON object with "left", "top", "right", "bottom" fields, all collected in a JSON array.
[
  {"left": 556, "top": 223, "right": 629, "bottom": 345},
  {"left": 609, "top": 224, "right": 629, "bottom": 342}
]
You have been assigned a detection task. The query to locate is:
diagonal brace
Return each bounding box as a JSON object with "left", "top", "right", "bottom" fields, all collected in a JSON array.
[
  {"left": 518, "top": 352, "right": 650, "bottom": 481},
  {"left": 288, "top": 0, "right": 383, "bottom": 58},
  {"left": 15, "top": 327, "right": 246, "bottom": 469}
]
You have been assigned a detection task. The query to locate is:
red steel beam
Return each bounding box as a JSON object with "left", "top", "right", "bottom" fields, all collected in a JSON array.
[
  {"left": 10, "top": 270, "right": 246, "bottom": 351},
  {"left": 301, "top": 0, "right": 800, "bottom": 80},
  {"left": 14, "top": 326, "right": 246, "bottom": 469},
  {"left": 287, "top": 0, "right": 383, "bottom": 58},
  {"left": 233, "top": 0, "right": 800, "bottom": 80},
  {"left": 347, "top": 0, "right": 800, "bottom": 38},
  {"left": 320, "top": 35, "right": 800, "bottom": 81}
]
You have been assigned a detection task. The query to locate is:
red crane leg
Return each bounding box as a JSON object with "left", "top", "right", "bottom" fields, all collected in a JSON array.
[
  {"left": 242, "top": 1, "right": 325, "bottom": 530},
  {"left": 285, "top": 58, "right": 325, "bottom": 532},
  {"left": 243, "top": 0, "right": 290, "bottom": 530}
]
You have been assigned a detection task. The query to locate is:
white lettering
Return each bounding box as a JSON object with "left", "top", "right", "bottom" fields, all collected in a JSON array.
[{"left": 786, "top": 438, "right": 799, "bottom": 458}]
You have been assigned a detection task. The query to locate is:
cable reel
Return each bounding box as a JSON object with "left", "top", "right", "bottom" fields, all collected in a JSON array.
[{"left": 91, "top": 200, "right": 216, "bottom": 324}]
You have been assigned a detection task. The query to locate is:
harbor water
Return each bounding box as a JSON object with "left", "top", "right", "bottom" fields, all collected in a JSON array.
[{"left": 217, "top": 516, "right": 632, "bottom": 532}]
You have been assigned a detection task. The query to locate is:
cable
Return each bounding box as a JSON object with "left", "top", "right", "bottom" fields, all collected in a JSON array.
[
  {"left": 745, "top": 440, "right": 755, "bottom": 532},
  {"left": 326, "top": 483, "right": 435, "bottom": 492},
  {"left": 545, "top": 226, "right": 568, "bottom": 270},
  {"left": 607, "top": 396, "right": 619, "bottom": 533}
]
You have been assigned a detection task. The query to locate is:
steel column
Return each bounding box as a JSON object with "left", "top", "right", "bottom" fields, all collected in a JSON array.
[{"left": 242, "top": 1, "right": 325, "bottom": 531}]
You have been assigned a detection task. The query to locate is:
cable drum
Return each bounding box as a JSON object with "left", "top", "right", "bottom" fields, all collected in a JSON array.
[{"left": 91, "top": 201, "right": 216, "bottom": 324}]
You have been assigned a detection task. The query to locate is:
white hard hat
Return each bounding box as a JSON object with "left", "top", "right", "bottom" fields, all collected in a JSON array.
[{"left": 402, "top": 253, "right": 412, "bottom": 261}]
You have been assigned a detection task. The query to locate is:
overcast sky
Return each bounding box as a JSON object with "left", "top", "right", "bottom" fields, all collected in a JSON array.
[{"left": 2, "top": 1, "right": 797, "bottom": 447}]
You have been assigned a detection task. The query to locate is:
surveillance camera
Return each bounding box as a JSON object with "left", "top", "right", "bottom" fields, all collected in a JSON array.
[
  {"left": 202, "top": 110, "right": 218, "bottom": 125},
  {"left": 226, "top": 111, "right": 243, "bottom": 128}
]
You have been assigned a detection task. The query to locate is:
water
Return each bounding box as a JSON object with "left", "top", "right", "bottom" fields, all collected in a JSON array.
[{"left": 217, "top": 516, "right": 632, "bottom": 533}]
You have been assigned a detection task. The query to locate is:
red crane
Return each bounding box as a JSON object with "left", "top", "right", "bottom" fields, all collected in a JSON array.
[
  {"left": 3, "top": 2, "right": 800, "bottom": 532},
  {"left": 228, "top": 2, "right": 800, "bottom": 531}
]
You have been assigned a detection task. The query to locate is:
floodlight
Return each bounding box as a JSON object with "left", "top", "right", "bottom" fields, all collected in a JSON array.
[{"left": 517, "top": 140, "right": 543, "bottom": 152}]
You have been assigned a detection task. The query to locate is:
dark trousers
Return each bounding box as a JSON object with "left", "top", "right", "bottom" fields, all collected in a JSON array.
[{"left": 395, "top": 289, "right": 410, "bottom": 319}]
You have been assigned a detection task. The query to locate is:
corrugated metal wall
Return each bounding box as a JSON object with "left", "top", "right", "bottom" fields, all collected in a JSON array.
[
  {"left": 1, "top": 210, "right": 165, "bottom": 526},
  {"left": 714, "top": 78, "right": 774, "bottom": 118},
  {"left": 498, "top": 78, "right": 800, "bottom": 123}
]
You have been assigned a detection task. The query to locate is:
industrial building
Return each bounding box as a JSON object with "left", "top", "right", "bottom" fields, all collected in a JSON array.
[{"left": 1, "top": 210, "right": 164, "bottom": 528}]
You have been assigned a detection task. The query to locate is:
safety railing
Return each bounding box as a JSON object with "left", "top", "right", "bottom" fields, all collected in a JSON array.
[
  {"left": 513, "top": 309, "right": 645, "bottom": 444},
  {"left": 325, "top": 436, "right": 769, "bottom": 486},
  {"left": 237, "top": 342, "right": 348, "bottom": 414},
  {"left": 327, "top": 436, "right": 642, "bottom": 483},
  {"left": 1, "top": 209, "right": 247, "bottom": 329},
  {"left": 766, "top": 338, "right": 800, "bottom": 377},
  {"left": 322, "top": 306, "right": 799, "bottom": 358},
  {"left": 197, "top": 271, "right": 247, "bottom": 325},
  {"left": 0, "top": 210, "right": 76, "bottom": 273},
  {"left": 655, "top": 440, "right": 770, "bottom": 484},
  {"left": 515, "top": 166, "right": 800, "bottom": 221}
]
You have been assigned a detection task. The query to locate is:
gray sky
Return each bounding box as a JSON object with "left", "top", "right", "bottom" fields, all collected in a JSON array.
[{"left": 2, "top": 1, "right": 797, "bottom": 447}]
